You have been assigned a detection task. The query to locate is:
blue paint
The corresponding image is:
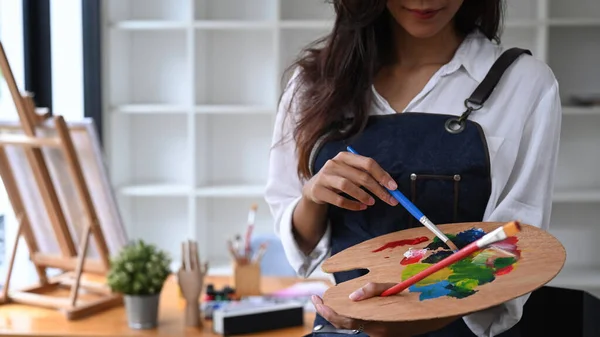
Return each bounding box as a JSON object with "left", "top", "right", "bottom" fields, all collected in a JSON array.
[
  {"left": 455, "top": 228, "right": 486, "bottom": 245},
  {"left": 409, "top": 280, "right": 453, "bottom": 300},
  {"left": 426, "top": 228, "right": 487, "bottom": 250}
]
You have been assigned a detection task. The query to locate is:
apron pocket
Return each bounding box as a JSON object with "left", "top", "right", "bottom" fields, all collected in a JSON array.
[{"left": 409, "top": 173, "right": 461, "bottom": 227}]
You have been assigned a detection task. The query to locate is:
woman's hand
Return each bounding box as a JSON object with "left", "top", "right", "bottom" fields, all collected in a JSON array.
[
  {"left": 312, "top": 282, "right": 458, "bottom": 337},
  {"left": 302, "top": 151, "right": 399, "bottom": 211}
]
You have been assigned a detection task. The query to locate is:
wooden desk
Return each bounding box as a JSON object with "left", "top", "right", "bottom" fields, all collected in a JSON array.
[{"left": 0, "top": 275, "right": 327, "bottom": 336}]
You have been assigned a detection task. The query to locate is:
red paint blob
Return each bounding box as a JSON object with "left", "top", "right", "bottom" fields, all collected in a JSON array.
[
  {"left": 400, "top": 255, "right": 422, "bottom": 265},
  {"left": 372, "top": 237, "right": 429, "bottom": 253},
  {"left": 493, "top": 236, "right": 522, "bottom": 258},
  {"left": 495, "top": 265, "right": 514, "bottom": 276}
]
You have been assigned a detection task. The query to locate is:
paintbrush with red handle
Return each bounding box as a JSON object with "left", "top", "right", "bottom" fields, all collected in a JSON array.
[{"left": 380, "top": 221, "right": 522, "bottom": 297}]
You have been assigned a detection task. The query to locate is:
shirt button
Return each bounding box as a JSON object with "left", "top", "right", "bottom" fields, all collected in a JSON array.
[{"left": 310, "top": 251, "right": 320, "bottom": 259}]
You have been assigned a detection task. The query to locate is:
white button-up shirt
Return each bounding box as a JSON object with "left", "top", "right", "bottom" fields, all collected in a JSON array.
[{"left": 265, "top": 31, "right": 562, "bottom": 337}]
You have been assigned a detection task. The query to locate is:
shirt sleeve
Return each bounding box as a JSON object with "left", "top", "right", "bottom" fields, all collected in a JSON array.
[
  {"left": 463, "top": 80, "right": 562, "bottom": 337},
  {"left": 264, "top": 69, "right": 332, "bottom": 278}
]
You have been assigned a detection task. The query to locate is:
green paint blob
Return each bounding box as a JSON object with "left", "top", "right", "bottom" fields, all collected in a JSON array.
[
  {"left": 402, "top": 263, "right": 452, "bottom": 286},
  {"left": 494, "top": 257, "right": 517, "bottom": 269},
  {"left": 454, "top": 278, "right": 479, "bottom": 291},
  {"left": 448, "top": 259, "right": 496, "bottom": 286},
  {"left": 446, "top": 284, "right": 477, "bottom": 299}
]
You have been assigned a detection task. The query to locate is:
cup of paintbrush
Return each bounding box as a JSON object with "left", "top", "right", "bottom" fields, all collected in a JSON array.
[
  {"left": 177, "top": 240, "right": 209, "bottom": 327},
  {"left": 227, "top": 238, "right": 250, "bottom": 265}
]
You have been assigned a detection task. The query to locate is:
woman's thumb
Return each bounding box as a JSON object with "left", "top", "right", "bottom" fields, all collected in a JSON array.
[{"left": 348, "top": 282, "right": 397, "bottom": 301}]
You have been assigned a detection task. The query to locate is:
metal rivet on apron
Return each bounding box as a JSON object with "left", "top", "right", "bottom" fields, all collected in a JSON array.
[
  {"left": 410, "top": 173, "right": 417, "bottom": 180},
  {"left": 444, "top": 118, "right": 465, "bottom": 134},
  {"left": 314, "top": 324, "right": 323, "bottom": 331},
  {"left": 454, "top": 174, "right": 461, "bottom": 181}
]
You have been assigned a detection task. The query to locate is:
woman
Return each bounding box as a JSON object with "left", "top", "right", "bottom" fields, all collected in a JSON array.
[{"left": 265, "top": 0, "right": 561, "bottom": 336}]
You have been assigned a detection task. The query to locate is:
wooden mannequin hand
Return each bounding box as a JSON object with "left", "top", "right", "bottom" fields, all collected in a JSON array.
[
  {"left": 177, "top": 262, "right": 209, "bottom": 299},
  {"left": 177, "top": 264, "right": 207, "bottom": 301},
  {"left": 312, "top": 282, "right": 458, "bottom": 337},
  {"left": 177, "top": 261, "right": 209, "bottom": 327}
]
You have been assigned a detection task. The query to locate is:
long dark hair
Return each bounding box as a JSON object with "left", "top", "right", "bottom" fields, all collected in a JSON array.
[{"left": 281, "top": 0, "right": 504, "bottom": 180}]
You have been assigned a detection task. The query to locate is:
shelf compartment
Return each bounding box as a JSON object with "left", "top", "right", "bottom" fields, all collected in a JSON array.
[
  {"left": 193, "top": 21, "right": 275, "bottom": 30},
  {"left": 548, "top": 18, "right": 600, "bottom": 27},
  {"left": 195, "top": 0, "right": 277, "bottom": 21},
  {"left": 548, "top": 266, "right": 600, "bottom": 290},
  {"left": 106, "top": 0, "right": 190, "bottom": 22},
  {"left": 109, "top": 114, "right": 191, "bottom": 189},
  {"left": 548, "top": 27, "right": 600, "bottom": 105},
  {"left": 195, "top": 30, "right": 276, "bottom": 106},
  {"left": 554, "top": 107, "right": 600, "bottom": 194},
  {"left": 108, "top": 30, "right": 190, "bottom": 106},
  {"left": 279, "top": 20, "right": 333, "bottom": 29},
  {"left": 280, "top": 0, "right": 335, "bottom": 21},
  {"left": 554, "top": 188, "right": 600, "bottom": 203},
  {"left": 112, "top": 104, "right": 189, "bottom": 115},
  {"left": 119, "top": 184, "right": 191, "bottom": 197},
  {"left": 199, "top": 198, "right": 273, "bottom": 262},
  {"left": 500, "top": 27, "right": 539, "bottom": 52},
  {"left": 549, "top": 0, "right": 600, "bottom": 21},
  {"left": 128, "top": 197, "right": 190, "bottom": 262},
  {"left": 195, "top": 114, "right": 273, "bottom": 188},
  {"left": 279, "top": 28, "right": 329, "bottom": 85},
  {"left": 549, "top": 227, "right": 600, "bottom": 268},
  {"left": 562, "top": 106, "right": 600, "bottom": 115},
  {"left": 195, "top": 105, "right": 275, "bottom": 115},
  {"left": 110, "top": 21, "right": 188, "bottom": 30},
  {"left": 505, "top": 0, "right": 539, "bottom": 22},
  {"left": 196, "top": 184, "right": 265, "bottom": 198}
]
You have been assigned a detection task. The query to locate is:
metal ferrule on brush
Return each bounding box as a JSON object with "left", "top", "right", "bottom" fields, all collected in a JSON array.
[
  {"left": 475, "top": 221, "right": 521, "bottom": 253},
  {"left": 420, "top": 216, "right": 453, "bottom": 243}
]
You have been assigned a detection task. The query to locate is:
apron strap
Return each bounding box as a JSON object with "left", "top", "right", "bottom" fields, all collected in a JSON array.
[
  {"left": 445, "top": 47, "right": 532, "bottom": 134},
  {"left": 466, "top": 47, "right": 532, "bottom": 108}
]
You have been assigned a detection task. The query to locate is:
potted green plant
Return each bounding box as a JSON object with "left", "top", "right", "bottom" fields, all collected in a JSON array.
[{"left": 107, "top": 240, "right": 171, "bottom": 329}]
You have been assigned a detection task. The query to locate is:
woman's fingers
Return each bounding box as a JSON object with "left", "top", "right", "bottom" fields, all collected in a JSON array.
[
  {"left": 324, "top": 174, "right": 375, "bottom": 206},
  {"left": 336, "top": 152, "right": 398, "bottom": 190},
  {"left": 349, "top": 282, "right": 399, "bottom": 301},
  {"left": 312, "top": 296, "right": 362, "bottom": 330},
  {"left": 332, "top": 161, "right": 398, "bottom": 206},
  {"left": 311, "top": 184, "right": 366, "bottom": 211},
  {"left": 311, "top": 152, "right": 400, "bottom": 211}
]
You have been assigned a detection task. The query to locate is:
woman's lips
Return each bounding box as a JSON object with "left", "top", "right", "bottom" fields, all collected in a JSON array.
[{"left": 405, "top": 8, "right": 442, "bottom": 20}]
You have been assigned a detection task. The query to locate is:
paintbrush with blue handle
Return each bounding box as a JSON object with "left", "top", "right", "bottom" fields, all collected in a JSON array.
[{"left": 346, "top": 145, "right": 459, "bottom": 252}]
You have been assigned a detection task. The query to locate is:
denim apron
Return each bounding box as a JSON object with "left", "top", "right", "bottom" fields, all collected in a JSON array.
[{"left": 303, "top": 48, "right": 530, "bottom": 337}]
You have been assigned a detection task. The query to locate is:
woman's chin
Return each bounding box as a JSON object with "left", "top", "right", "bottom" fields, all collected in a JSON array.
[{"left": 402, "top": 25, "right": 447, "bottom": 39}]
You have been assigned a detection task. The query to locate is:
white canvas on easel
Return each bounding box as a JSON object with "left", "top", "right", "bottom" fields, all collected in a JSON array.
[{"left": 0, "top": 39, "right": 128, "bottom": 319}]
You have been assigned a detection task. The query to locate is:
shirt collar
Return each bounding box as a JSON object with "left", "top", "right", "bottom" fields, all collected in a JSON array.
[{"left": 448, "top": 30, "right": 498, "bottom": 83}]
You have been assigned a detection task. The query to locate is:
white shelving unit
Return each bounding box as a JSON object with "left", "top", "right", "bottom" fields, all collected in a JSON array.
[{"left": 102, "top": 0, "right": 600, "bottom": 287}]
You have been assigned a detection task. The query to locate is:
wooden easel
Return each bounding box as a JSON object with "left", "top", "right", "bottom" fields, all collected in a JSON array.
[{"left": 0, "top": 41, "right": 122, "bottom": 319}]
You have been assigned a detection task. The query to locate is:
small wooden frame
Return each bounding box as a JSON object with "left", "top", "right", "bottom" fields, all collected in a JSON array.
[
  {"left": 321, "top": 221, "right": 566, "bottom": 323},
  {"left": 0, "top": 41, "right": 126, "bottom": 319}
]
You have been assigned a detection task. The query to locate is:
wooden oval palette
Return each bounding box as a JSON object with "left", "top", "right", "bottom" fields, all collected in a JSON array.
[{"left": 321, "top": 222, "right": 566, "bottom": 322}]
